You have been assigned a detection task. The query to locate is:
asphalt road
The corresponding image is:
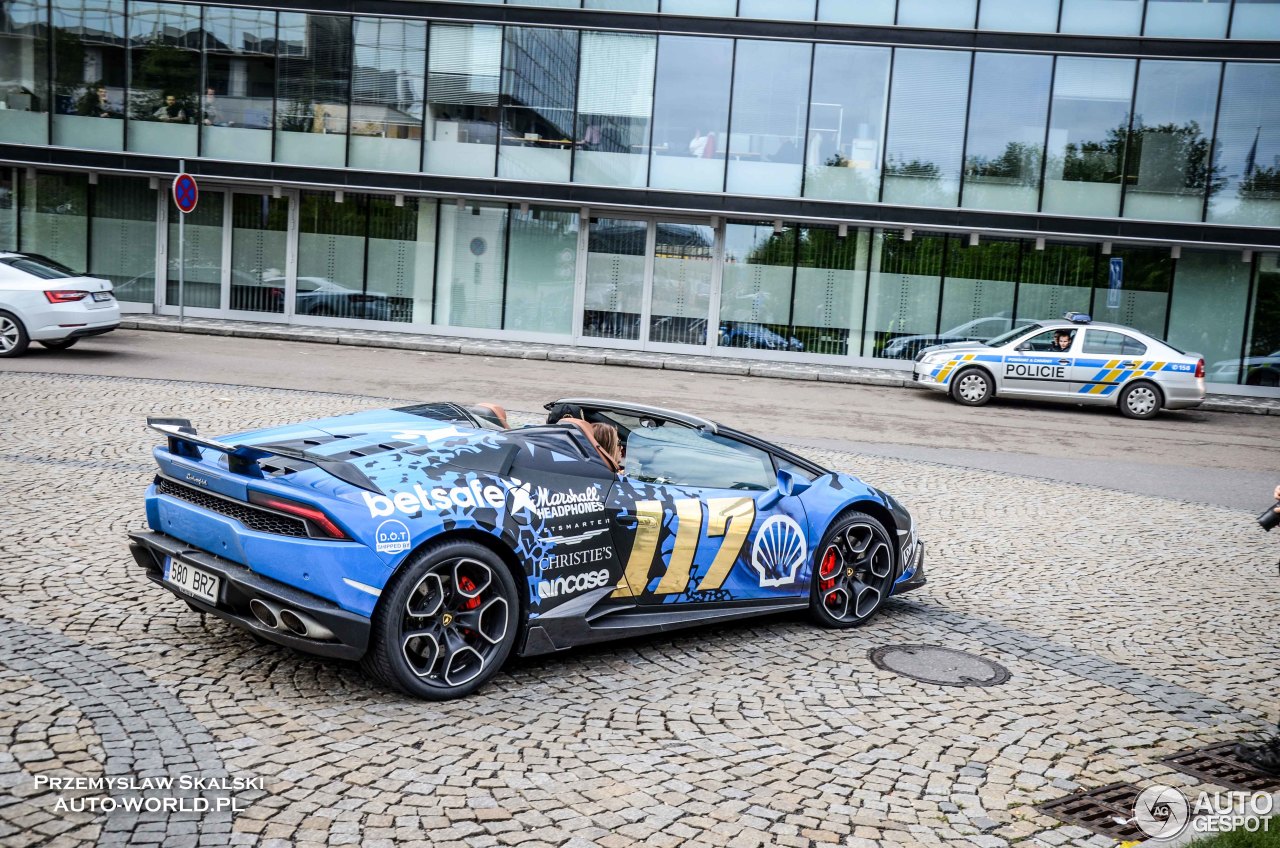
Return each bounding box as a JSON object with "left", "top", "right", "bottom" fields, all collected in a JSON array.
[{"left": 4, "top": 329, "right": 1276, "bottom": 511}]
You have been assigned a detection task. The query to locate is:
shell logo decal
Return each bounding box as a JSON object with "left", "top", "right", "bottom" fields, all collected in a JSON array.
[{"left": 750, "top": 515, "right": 807, "bottom": 587}]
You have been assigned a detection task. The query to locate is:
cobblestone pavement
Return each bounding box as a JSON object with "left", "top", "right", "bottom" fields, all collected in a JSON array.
[{"left": 1, "top": 371, "right": 1277, "bottom": 848}]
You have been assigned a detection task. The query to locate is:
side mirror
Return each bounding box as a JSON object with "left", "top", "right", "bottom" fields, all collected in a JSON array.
[{"left": 760, "top": 469, "right": 810, "bottom": 509}]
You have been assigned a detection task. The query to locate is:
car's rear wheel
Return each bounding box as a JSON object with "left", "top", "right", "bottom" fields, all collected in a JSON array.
[
  {"left": 950, "top": 367, "right": 993, "bottom": 406},
  {"left": 39, "top": 338, "right": 79, "bottom": 351},
  {"left": 809, "top": 511, "right": 896, "bottom": 628},
  {"left": 1118, "top": 380, "right": 1162, "bottom": 419},
  {"left": 0, "top": 311, "right": 30, "bottom": 358},
  {"left": 362, "top": 540, "right": 519, "bottom": 700}
]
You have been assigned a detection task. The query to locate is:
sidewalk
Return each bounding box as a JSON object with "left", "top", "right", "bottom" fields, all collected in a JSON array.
[{"left": 119, "top": 314, "right": 1280, "bottom": 416}]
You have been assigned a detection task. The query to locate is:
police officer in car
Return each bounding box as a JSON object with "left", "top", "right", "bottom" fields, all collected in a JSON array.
[{"left": 1053, "top": 328, "right": 1075, "bottom": 351}]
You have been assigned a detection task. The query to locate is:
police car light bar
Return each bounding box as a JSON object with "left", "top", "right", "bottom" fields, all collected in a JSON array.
[{"left": 1063, "top": 312, "right": 1092, "bottom": 324}]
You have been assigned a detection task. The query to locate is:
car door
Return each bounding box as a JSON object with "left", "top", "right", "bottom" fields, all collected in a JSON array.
[
  {"left": 607, "top": 423, "right": 810, "bottom": 607},
  {"left": 999, "top": 327, "right": 1078, "bottom": 398},
  {"left": 1072, "top": 328, "right": 1150, "bottom": 400}
]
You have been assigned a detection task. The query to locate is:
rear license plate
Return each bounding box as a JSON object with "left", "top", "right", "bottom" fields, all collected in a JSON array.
[
  {"left": 163, "top": 556, "right": 219, "bottom": 605},
  {"left": 92, "top": 291, "right": 113, "bottom": 302}
]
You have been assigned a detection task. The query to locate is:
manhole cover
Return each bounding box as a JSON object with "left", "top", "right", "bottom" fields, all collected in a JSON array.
[
  {"left": 1037, "top": 782, "right": 1145, "bottom": 841},
  {"left": 868, "top": 645, "right": 1010, "bottom": 687}
]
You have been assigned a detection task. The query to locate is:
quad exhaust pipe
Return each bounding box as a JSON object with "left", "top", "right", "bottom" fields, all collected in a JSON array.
[{"left": 249, "top": 598, "right": 334, "bottom": 641}]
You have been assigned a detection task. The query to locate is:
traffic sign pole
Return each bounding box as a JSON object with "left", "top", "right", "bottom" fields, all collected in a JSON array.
[{"left": 177, "top": 160, "right": 185, "bottom": 325}]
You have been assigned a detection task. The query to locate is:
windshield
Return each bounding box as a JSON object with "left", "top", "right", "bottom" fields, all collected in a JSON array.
[
  {"left": 985, "top": 322, "right": 1042, "bottom": 347},
  {"left": 1, "top": 254, "right": 79, "bottom": 280}
]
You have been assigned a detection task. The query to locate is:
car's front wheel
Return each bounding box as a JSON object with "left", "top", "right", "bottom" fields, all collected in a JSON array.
[
  {"left": 1118, "top": 380, "right": 1162, "bottom": 419},
  {"left": 362, "top": 540, "right": 519, "bottom": 700},
  {"left": 809, "top": 511, "right": 897, "bottom": 628},
  {"left": 39, "top": 338, "right": 79, "bottom": 351},
  {"left": 950, "top": 367, "right": 993, "bottom": 406},
  {"left": 0, "top": 310, "right": 30, "bottom": 358}
]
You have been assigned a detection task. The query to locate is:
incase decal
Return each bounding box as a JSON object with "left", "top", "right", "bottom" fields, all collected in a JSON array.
[
  {"left": 363, "top": 481, "right": 506, "bottom": 518},
  {"left": 374, "top": 519, "right": 411, "bottom": 555},
  {"left": 537, "top": 568, "right": 611, "bottom": 600}
]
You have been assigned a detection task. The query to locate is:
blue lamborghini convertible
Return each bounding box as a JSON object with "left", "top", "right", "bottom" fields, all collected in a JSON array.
[{"left": 130, "top": 398, "right": 925, "bottom": 699}]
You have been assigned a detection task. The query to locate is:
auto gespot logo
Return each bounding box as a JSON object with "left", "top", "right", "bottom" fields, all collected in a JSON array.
[{"left": 362, "top": 480, "right": 506, "bottom": 518}]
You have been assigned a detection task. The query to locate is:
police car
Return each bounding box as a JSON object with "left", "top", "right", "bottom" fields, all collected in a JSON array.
[{"left": 912, "top": 313, "right": 1205, "bottom": 419}]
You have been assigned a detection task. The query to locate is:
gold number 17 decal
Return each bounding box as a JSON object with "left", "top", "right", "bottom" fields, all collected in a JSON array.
[{"left": 612, "top": 497, "right": 756, "bottom": 598}]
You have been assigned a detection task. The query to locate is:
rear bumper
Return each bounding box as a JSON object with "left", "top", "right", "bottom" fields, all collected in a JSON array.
[
  {"left": 29, "top": 304, "right": 121, "bottom": 340},
  {"left": 129, "top": 529, "right": 369, "bottom": 660}
]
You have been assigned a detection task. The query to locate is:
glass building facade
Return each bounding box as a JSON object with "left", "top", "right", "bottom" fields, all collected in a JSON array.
[{"left": 1, "top": 0, "right": 1277, "bottom": 390}]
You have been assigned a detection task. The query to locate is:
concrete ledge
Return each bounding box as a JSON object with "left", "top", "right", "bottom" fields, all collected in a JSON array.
[{"left": 117, "top": 315, "right": 1280, "bottom": 416}]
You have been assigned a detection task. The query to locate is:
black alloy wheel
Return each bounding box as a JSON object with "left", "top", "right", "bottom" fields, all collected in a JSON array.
[
  {"left": 809, "top": 511, "right": 897, "bottom": 628},
  {"left": 363, "top": 540, "right": 519, "bottom": 700}
]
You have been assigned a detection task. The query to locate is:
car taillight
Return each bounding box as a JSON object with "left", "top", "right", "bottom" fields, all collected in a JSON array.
[
  {"left": 248, "top": 490, "right": 348, "bottom": 539},
  {"left": 44, "top": 290, "right": 90, "bottom": 303},
  {"left": 1195, "top": 359, "right": 1205, "bottom": 379}
]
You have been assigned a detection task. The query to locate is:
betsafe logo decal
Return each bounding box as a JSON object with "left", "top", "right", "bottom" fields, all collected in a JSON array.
[{"left": 363, "top": 481, "right": 506, "bottom": 518}]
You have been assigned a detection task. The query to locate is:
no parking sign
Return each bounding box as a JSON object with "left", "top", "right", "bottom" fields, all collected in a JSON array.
[{"left": 172, "top": 172, "right": 199, "bottom": 214}]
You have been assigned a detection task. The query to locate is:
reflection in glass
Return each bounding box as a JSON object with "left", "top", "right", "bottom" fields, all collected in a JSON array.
[
  {"left": 793, "top": 226, "right": 868, "bottom": 357},
  {"left": 1231, "top": 0, "right": 1280, "bottom": 39},
  {"left": 719, "top": 222, "right": 800, "bottom": 352},
  {"left": 661, "top": 0, "right": 736, "bottom": 13},
  {"left": 1089, "top": 245, "right": 1171, "bottom": 337},
  {"left": 896, "top": 0, "right": 976, "bottom": 28},
  {"left": 90, "top": 176, "right": 156, "bottom": 303},
  {"left": 166, "top": 190, "right": 223, "bottom": 309},
  {"left": 1145, "top": 0, "right": 1229, "bottom": 37},
  {"left": 925, "top": 236, "right": 1019, "bottom": 361},
  {"left": 650, "top": 222, "right": 714, "bottom": 346},
  {"left": 231, "top": 194, "right": 288, "bottom": 314},
  {"left": 804, "top": 44, "right": 889, "bottom": 203},
  {"left": 127, "top": 3, "right": 200, "bottom": 156},
  {"left": 738, "top": 0, "right": 815, "bottom": 19},
  {"left": 1240, "top": 253, "right": 1280, "bottom": 387},
  {"left": 0, "top": 0, "right": 49, "bottom": 144},
  {"left": 649, "top": 35, "right": 732, "bottom": 193},
  {"left": 725, "top": 40, "right": 812, "bottom": 198},
  {"left": 962, "top": 52, "right": 1052, "bottom": 213},
  {"left": 817, "top": 0, "right": 895, "bottom": 23},
  {"left": 202, "top": 8, "right": 276, "bottom": 162},
  {"left": 367, "top": 196, "right": 435, "bottom": 324},
  {"left": 0, "top": 169, "right": 15, "bottom": 251},
  {"left": 505, "top": 206, "right": 578, "bottom": 335},
  {"left": 1123, "top": 60, "right": 1220, "bottom": 222},
  {"left": 52, "top": 0, "right": 126, "bottom": 151},
  {"left": 1042, "top": 57, "right": 1135, "bottom": 217},
  {"left": 586, "top": 0, "right": 658, "bottom": 8},
  {"left": 276, "top": 14, "right": 351, "bottom": 167},
  {"left": 499, "top": 27, "right": 578, "bottom": 183},
  {"left": 1059, "top": 0, "right": 1142, "bottom": 34},
  {"left": 864, "top": 230, "right": 943, "bottom": 358},
  {"left": 1166, "top": 250, "right": 1250, "bottom": 384},
  {"left": 574, "top": 32, "right": 656, "bottom": 188},
  {"left": 977, "top": 0, "right": 1059, "bottom": 31},
  {"left": 437, "top": 201, "right": 508, "bottom": 329},
  {"left": 425, "top": 23, "right": 501, "bottom": 178},
  {"left": 350, "top": 17, "right": 425, "bottom": 172},
  {"left": 1207, "top": 63, "right": 1280, "bottom": 227},
  {"left": 584, "top": 217, "right": 646, "bottom": 341},
  {"left": 20, "top": 170, "right": 87, "bottom": 272},
  {"left": 1017, "top": 241, "right": 1093, "bottom": 321},
  {"left": 882, "top": 49, "right": 969, "bottom": 208}
]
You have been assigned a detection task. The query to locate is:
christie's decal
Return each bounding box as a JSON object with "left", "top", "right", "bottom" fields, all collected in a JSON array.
[
  {"left": 374, "top": 519, "right": 411, "bottom": 555},
  {"left": 539, "top": 545, "right": 613, "bottom": 572}
]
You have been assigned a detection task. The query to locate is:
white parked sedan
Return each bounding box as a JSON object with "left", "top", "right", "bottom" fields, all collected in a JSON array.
[
  {"left": 0, "top": 252, "right": 119, "bottom": 357},
  {"left": 912, "top": 313, "right": 1205, "bottom": 419}
]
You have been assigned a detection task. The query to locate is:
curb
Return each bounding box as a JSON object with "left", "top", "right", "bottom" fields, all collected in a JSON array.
[{"left": 117, "top": 317, "right": 1280, "bottom": 416}]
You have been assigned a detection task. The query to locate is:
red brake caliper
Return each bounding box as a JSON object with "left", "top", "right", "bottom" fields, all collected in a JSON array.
[
  {"left": 457, "top": 576, "right": 482, "bottom": 611},
  {"left": 819, "top": 548, "right": 838, "bottom": 604}
]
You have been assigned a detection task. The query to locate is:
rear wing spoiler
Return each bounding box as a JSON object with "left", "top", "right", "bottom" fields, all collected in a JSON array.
[{"left": 147, "top": 417, "right": 383, "bottom": 495}]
